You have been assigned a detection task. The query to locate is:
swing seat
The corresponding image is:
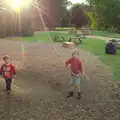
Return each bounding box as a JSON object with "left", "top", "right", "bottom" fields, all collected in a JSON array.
[{"left": 62, "top": 42, "right": 75, "bottom": 48}]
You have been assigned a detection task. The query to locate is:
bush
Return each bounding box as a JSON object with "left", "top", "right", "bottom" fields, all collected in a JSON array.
[{"left": 52, "top": 36, "right": 67, "bottom": 42}]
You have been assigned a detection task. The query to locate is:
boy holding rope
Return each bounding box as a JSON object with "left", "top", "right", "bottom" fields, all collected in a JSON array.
[
  {"left": 0, "top": 55, "right": 16, "bottom": 94},
  {"left": 65, "top": 51, "right": 89, "bottom": 99}
]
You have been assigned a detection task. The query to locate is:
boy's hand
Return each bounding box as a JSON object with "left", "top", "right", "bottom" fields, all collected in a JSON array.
[
  {"left": 13, "top": 75, "right": 16, "bottom": 78},
  {"left": 68, "top": 69, "right": 72, "bottom": 75},
  {"left": 82, "top": 72, "right": 89, "bottom": 81},
  {"left": 66, "top": 64, "right": 71, "bottom": 70}
]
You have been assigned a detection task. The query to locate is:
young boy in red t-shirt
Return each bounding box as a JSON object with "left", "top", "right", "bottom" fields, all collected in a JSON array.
[
  {"left": 65, "top": 51, "right": 89, "bottom": 99},
  {"left": 0, "top": 55, "right": 16, "bottom": 94}
]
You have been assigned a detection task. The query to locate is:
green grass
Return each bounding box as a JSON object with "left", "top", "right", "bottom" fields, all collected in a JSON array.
[
  {"left": 92, "top": 30, "right": 120, "bottom": 38},
  {"left": 80, "top": 38, "right": 120, "bottom": 80},
  {"left": 7, "top": 32, "right": 74, "bottom": 42}
]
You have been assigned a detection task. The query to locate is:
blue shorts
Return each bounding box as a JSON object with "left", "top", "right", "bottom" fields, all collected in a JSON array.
[{"left": 70, "top": 75, "right": 81, "bottom": 85}]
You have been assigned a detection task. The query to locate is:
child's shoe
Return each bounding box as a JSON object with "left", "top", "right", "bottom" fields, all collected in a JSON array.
[
  {"left": 7, "top": 91, "right": 11, "bottom": 95},
  {"left": 77, "top": 92, "right": 82, "bottom": 99},
  {"left": 67, "top": 92, "right": 73, "bottom": 98}
]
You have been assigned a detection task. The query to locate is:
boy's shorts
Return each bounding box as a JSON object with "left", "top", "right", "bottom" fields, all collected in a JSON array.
[{"left": 70, "top": 75, "right": 81, "bottom": 85}]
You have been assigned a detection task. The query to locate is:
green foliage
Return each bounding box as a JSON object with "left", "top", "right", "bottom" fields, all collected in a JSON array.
[
  {"left": 87, "top": 0, "right": 120, "bottom": 31},
  {"left": 59, "top": 1, "right": 91, "bottom": 28},
  {"left": 59, "top": 0, "right": 72, "bottom": 27},
  {"left": 52, "top": 36, "right": 65, "bottom": 42},
  {"left": 70, "top": 3, "right": 90, "bottom": 28},
  {"left": 87, "top": 12, "right": 96, "bottom": 28}
]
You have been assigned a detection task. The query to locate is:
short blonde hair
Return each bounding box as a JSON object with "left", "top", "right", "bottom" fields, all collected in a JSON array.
[{"left": 3, "top": 55, "right": 10, "bottom": 60}]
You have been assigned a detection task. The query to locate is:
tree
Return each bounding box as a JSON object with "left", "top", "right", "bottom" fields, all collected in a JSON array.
[
  {"left": 36, "top": 0, "right": 71, "bottom": 29},
  {"left": 87, "top": 0, "right": 120, "bottom": 32},
  {"left": 70, "top": 3, "right": 89, "bottom": 28},
  {"left": 59, "top": 0, "right": 72, "bottom": 27}
]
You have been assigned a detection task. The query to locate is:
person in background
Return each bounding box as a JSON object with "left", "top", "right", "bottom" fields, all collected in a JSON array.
[{"left": 105, "top": 39, "right": 116, "bottom": 55}]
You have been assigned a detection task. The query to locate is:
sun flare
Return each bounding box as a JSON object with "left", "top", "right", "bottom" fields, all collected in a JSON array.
[{"left": 9, "top": 0, "right": 30, "bottom": 12}]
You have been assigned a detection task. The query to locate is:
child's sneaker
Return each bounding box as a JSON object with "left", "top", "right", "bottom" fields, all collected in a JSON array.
[
  {"left": 67, "top": 92, "right": 73, "bottom": 98},
  {"left": 77, "top": 92, "right": 82, "bottom": 99}
]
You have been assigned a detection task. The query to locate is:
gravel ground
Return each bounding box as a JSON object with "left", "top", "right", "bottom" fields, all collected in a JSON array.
[{"left": 0, "top": 39, "right": 120, "bottom": 120}]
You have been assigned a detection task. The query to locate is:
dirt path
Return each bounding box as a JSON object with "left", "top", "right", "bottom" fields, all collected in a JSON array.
[{"left": 0, "top": 39, "right": 120, "bottom": 120}]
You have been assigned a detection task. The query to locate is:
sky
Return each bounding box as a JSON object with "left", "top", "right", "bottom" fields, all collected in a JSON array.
[{"left": 69, "top": 0, "right": 86, "bottom": 4}]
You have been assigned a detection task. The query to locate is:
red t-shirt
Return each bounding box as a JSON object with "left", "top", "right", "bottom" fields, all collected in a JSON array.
[
  {"left": 0, "top": 63, "right": 16, "bottom": 79},
  {"left": 65, "top": 58, "right": 83, "bottom": 74}
]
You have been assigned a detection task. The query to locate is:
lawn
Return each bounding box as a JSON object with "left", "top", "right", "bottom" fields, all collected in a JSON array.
[
  {"left": 80, "top": 39, "right": 120, "bottom": 80},
  {"left": 92, "top": 30, "right": 120, "bottom": 38},
  {"left": 7, "top": 31, "right": 74, "bottom": 42}
]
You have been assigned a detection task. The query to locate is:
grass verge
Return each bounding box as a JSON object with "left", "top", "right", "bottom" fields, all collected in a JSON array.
[{"left": 80, "top": 38, "right": 120, "bottom": 80}]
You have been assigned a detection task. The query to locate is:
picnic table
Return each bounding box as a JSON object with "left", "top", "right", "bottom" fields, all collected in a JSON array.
[
  {"left": 115, "top": 39, "right": 120, "bottom": 44},
  {"left": 76, "top": 30, "right": 86, "bottom": 38},
  {"left": 115, "top": 39, "right": 120, "bottom": 49}
]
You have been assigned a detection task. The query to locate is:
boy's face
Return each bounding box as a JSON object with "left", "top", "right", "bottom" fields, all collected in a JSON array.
[
  {"left": 4, "top": 58, "right": 10, "bottom": 64},
  {"left": 72, "top": 52, "right": 79, "bottom": 58}
]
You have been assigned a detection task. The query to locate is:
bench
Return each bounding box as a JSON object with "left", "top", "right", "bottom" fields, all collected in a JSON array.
[
  {"left": 115, "top": 40, "right": 120, "bottom": 44},
  {"left": 76, "top": 31, "right": 86, "bottom": 38},
  {"left": 115, "top": 40, "right": 120, "bottom": 49},
  {"left": 82, "top": 30, "right": 91, "bottom": 36}
]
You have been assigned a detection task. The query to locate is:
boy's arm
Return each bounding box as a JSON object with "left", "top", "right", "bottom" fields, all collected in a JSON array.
[
  {"left": 0, "top": 65, "right": 3, "bottom": 75},
  {"left": 79, "top": 60, "right": 84, "bottom": 73},
  {"left": 79, "top": 60, "right": 89, "bottom": 80},
  {"left": 11, "top": 64, "right": 16, "bottom": 75},
  {"left": 0, "top": 66, "right": 2, "bottom": 75},
  {"left": 65, "top": 58, "right": 72, "bottom": 70}
]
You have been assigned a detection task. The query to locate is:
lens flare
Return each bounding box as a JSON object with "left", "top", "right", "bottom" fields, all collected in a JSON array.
[{"left": 9, "top": 0, "right": 30, "bottom": 12}]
